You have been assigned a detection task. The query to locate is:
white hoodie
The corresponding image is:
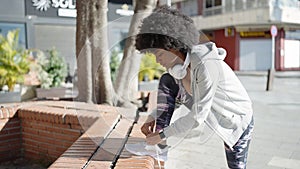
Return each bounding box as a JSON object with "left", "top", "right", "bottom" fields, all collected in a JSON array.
[{"left": 163, "top": 42, "right": 253, "bottom": 148}]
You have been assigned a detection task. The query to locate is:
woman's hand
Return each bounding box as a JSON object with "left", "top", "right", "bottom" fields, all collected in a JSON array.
[
  {"left": 146, "top": 131, "right": 162, "bottom": 145},
  {"left": 141, "top": 115, "right": 155, "bottom": 136}
]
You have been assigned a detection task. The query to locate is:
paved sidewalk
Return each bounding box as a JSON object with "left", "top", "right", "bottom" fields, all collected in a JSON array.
[{"left": 163, "top": 74, "right": 300, "bottom": 169}]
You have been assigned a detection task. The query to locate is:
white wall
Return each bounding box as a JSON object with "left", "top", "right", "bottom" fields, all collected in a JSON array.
[{"left": 284, "top": 40, "right": 300, "bottom": 68}]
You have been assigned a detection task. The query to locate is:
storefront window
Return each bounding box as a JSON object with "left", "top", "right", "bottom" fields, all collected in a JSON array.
[{"left": 0, "top": 23, "right": 26, "bottom": 48}]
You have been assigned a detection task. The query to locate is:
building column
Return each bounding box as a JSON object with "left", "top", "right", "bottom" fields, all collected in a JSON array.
[{"left": 276, "top": 28, "right": 285, "bottom": 70}]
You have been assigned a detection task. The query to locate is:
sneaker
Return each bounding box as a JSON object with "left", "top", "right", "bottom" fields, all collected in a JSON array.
[{"left": 125, "top": 142, "right": 168, "bottom": 161}]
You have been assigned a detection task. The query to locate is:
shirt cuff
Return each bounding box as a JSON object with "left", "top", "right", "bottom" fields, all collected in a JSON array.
[{"left": 162, "top": 126, "right": 176, "bottom": 138}]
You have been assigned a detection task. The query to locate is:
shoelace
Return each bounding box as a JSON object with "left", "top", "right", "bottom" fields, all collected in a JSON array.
[{"left": 154, "top": 145, "right": 161, "bottom": 169}]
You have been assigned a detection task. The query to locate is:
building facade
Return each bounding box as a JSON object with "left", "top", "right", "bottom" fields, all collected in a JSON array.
[
  {"left": 174, "top": 0, "right": 300, "bottom": 71},
  {"left": 1, "top": 0, "right": 299, "bottom": 72},
  {"left": 0, "top": 0, "right": 133, "bottom": 76}
]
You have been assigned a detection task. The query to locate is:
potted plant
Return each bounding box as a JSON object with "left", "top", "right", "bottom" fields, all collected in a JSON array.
[
  {"left": 0, "top": 29, "right": 31, "bottom": 103},
  {"left": 35, "top": 48, "right": 69, "bottom": 99}
]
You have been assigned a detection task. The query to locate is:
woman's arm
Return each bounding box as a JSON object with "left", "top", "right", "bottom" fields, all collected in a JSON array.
[{"left": 163, "top": 61, "right": 220, "bottom": 138}]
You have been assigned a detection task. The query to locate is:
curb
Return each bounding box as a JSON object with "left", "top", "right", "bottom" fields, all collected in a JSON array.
[{"left": 234, "top": 71, "right": 300, "bottom": 78}]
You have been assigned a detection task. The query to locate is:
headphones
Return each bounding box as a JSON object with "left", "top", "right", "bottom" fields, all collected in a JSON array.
[
  {"left": 168, "top": 43, "right": 226, "bottom": 80},
  {"left": 168, "top": 52, "right": 190, "bottom": 79}
]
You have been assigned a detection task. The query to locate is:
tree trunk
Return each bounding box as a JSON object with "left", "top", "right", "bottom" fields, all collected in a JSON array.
[
  {"left": 76, "top": 0, "right": 93, "bottom": 103},
  {"left": 76, "top": 0, "right": 116, "bottom": 104},
  {"left": 114, "top": 0, "right": 158, "bottom": 102}
]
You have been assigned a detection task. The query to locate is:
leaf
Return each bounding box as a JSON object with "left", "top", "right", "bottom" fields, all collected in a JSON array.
[{"left": 0, "top": 67, "right": 7, "bottom": 76}]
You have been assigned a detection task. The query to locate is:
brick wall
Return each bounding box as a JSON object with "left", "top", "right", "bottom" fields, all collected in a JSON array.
[
  {"left": 19, "top": 110, "right": 79, "bottom": 165},
  {"left": 0, "top": 102, "right": 98, "bottom": 166},
  {"left": 0, "top": 107, "right": 21, "bottom": 163}
]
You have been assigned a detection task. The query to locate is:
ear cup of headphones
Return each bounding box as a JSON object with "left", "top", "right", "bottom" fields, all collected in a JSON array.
[
  {"left": 168, "top": 52, "right": 190, "bottom": 79},
  {"left": 168, "top": 64, "right": 187, "bottom": 80}
]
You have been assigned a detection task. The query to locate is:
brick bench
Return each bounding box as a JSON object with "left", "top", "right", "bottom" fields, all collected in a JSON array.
[
  {"left": 0, "top": 101, "right": 163, "bottom": 168},
  {"left": 49, "top": 103, "right": 164, "bottom": 169}
]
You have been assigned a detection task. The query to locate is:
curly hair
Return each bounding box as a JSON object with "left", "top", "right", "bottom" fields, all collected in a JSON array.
[{"left": 135, "top": 5, "right": 199, "bottom": 56}]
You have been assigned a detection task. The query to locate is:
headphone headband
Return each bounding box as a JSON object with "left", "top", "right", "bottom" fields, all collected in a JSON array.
[{"left": 182, "top": 52, "right": 190, "bottom": 69}]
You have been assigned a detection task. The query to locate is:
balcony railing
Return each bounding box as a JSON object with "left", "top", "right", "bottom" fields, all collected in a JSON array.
[{"left": 203, "top": 0, "right": 300, "bottom": 16}]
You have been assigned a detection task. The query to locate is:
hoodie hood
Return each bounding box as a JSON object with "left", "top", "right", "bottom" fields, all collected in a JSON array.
[{"left": 190, "top": 42, "right": 227, "bottom": 61}]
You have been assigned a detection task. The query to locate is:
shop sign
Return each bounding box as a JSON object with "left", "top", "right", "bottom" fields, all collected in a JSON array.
[
  {"left": 32, "top": 0, "right": 76, "bottom": 11},
  {"left": 26, "top": 0, "right": 76, "bottom": 18},
  {"left": 27, "top": 0, "right": 133, "bottom": 18},
  {"left": 240, "top": 31, "right": 271, "bottom": 38}
]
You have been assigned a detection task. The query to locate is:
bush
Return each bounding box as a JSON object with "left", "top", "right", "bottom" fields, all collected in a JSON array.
[{"left": 36, "top": 48, "right": 67, "bottom": 89}]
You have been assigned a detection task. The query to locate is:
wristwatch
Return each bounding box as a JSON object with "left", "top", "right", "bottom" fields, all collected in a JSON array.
[{"left": 159, "top": 130, "right": 166, "bottom": 140}]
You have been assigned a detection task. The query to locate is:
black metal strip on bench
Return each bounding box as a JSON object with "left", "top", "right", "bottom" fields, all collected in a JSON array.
[
  {"left": 110, "top": 110, "right": 139, "bottom": 169},
  {"left": 114, "top": 114, "right": 158, "bottom": 169},
  {"left": 83, "top": 110, "right": 139, "bottom": 169},
  {"left": 81, "top": 115, "right": 121, "bottom": 169}
]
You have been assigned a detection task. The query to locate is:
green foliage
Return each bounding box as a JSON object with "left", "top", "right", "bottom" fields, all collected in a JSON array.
[
  {"left": 36, "top": 48, "right": 67, "bottom": 89},
  {"left": 110, "top": 50, "right": 121, "bottom": 82},
  {"left": 139, "top": 52, "right": 165, "bottom": 82},
  {"left": 0, "top": 29, "right": 30, "bottom": 91}
]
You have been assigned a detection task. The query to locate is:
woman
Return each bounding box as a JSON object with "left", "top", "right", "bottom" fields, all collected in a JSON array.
[{"left": 135, "top": 6, "right": 254, "bottom": 169}]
